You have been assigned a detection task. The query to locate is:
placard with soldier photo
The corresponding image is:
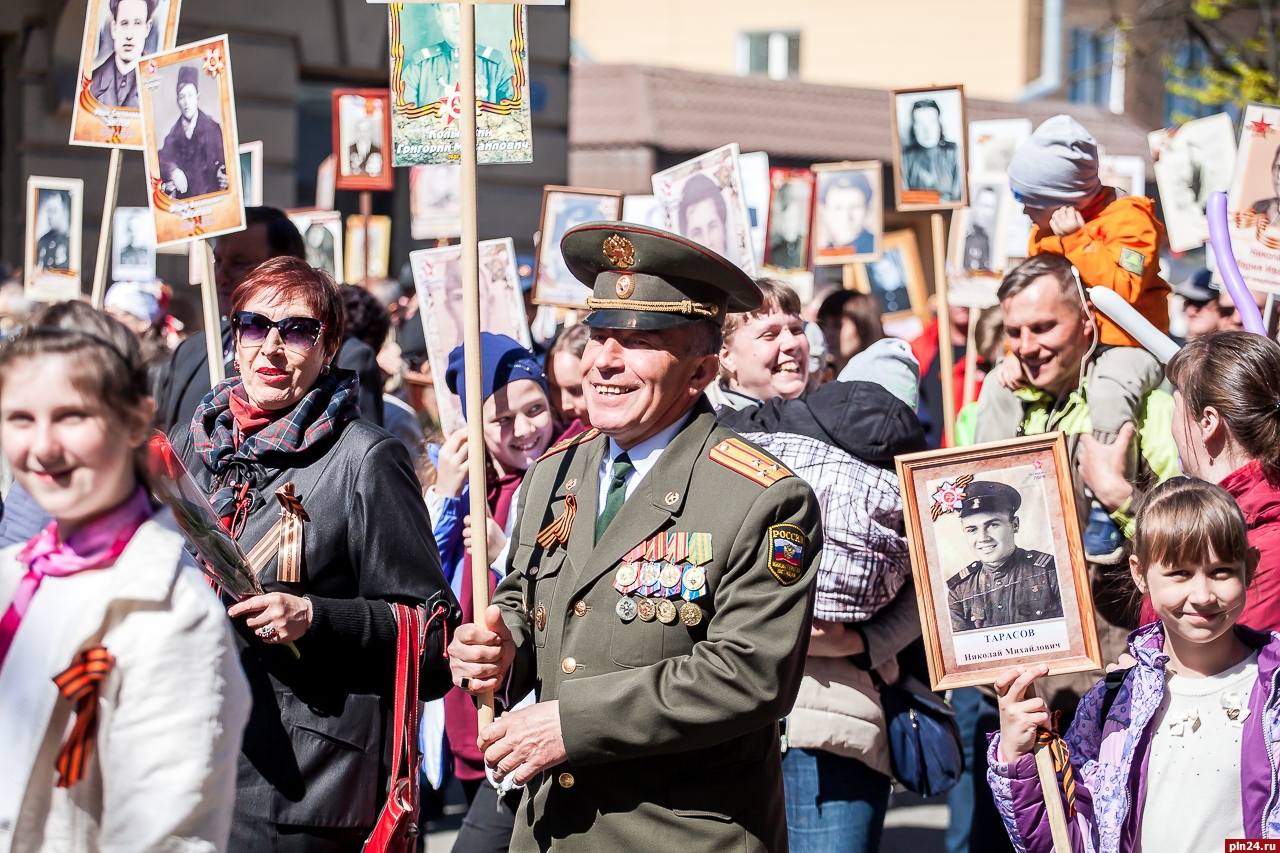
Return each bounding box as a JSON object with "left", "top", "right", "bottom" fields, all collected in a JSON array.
[
  {"left": 1227, "top": 103, "right": 1280, "bottom": 294},
  {"left": 534, "top": 186, "right": 623, "bottom": 309},
  {"left": 69, "top": 0, "right": 183, "bottom": 148},
  {"left": 763, "top": 168, "right": 814, "bottom": 271},
  {"left": 652, "top": 143, "right": 758, "bottom": 276},
  {"left": 410, "top": 163, "right": 462, "bottom": 240},
  {"left": 410, "top": 238, "right": 533, "bottom": 433},
  {"left": 112, "top": 205, "right": 156, "bottom": 282},
  {"left": 344, "top": 214, "right": 392, "bottom": 283},
  {"left": 25, "top": 177, "right": 85, "bottom": 303},
  {"left": 850, "top": 229, "right": 927, "bottom": 323},
  {"left": 138, "top": 35, "right": 245, "bottom": 246},
  {"left": 389, "top": 3, "right": 532, "bottom": 166},
  {"left": 948, "top": 177, "right": 1011, "bottom": 279},
  {"left": 1149, "top": 112, "right": 1236, "bottom": 253},
  {"left": 333, "top": 89, "right": 393, "bottom": 192},
  {"left": 288, "top": 208, "right": 344, "bottom": 284},
  {"left": 896, "top": 433, "right": 1100, "bottom": 690},
  {"left": 891, "top": 85, "right": 968, "bottom": 211},
  {"left": 811, "top": 161, "right": 881, "bottom": 266}
]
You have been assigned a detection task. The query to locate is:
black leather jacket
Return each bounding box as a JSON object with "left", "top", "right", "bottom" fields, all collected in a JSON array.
[{"left": 170, "top": 416, "right": 460, "bottom": 830}]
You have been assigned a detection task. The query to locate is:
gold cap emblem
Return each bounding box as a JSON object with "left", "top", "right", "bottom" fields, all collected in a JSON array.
[
  {"left": 603, "top": 234, "right": 636, "bottom": 269},
  {"left": 615, "top": 275, "right": 635, "bottom": 299}
]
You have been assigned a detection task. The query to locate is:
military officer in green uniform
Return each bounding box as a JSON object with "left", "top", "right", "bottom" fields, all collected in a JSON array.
[
  {"left": 947, "top": 480, "right": 1063, "bottom": 632},
  {"left": 448, "top": 222, "right": 823, "bottom": 852},
  {"left": 401, "top": 3, "right": 514, "bottom": 106}
]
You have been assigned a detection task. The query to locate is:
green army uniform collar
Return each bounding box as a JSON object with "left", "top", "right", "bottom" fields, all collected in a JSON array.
[{"left": 564, "top": 398, "right": 716, "bottom": 600}]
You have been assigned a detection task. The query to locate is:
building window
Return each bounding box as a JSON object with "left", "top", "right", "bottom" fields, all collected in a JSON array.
[
  {"left": 736, "top": 31, "right": 800, "bottom": 81},
  {"left": 1066, "top": 27, "right": 1114, "bottom": 106},
  {"left": 1164, "top": 41, "right": 1240, "bottom": 125}
]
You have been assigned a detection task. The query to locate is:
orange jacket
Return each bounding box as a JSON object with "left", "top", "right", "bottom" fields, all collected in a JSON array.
[{"left": 1028, "top": 194, "right": 1170, "bottom": 347}]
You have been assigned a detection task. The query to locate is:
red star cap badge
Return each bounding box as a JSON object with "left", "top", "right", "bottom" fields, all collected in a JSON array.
[{"left": 1250, "top": 117, "right": 1273, "bottom": 137}]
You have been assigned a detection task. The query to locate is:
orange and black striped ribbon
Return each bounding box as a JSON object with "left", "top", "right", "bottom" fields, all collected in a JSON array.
[
  {"left": 274, "top": 483, "right": 309, "bottom": 584},
  {"left": 536, "top": 494, "right": 576, "bottom": 551},
  {"left": 52, "top": 644, "right": 115, "bottom": 788},
  {"left": 1036, "top": 712, "right": 1077, "bottom": 818}
]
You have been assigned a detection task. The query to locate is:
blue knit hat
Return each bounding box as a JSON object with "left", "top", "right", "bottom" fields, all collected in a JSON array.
[
  {"left": 445, "top": 332, "right": 546, "bottom": 418},
  {"left": 1007, "top": 114, "right": 1102, "bottom": 210}
]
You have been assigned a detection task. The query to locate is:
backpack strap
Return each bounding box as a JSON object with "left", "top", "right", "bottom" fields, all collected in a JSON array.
[{"left": 1100, "top": 666, "right": 1132, "bottom": 720}]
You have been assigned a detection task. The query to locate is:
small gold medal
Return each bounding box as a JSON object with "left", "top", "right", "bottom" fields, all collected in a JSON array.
[
  {"left": 615, "top": 563, "right": 638, "bottom": 588},
  {"left": 659, "top": 564, "right": 682, "bottom": 589},
  {"left": 679, "top": 601, "right": 703, "bottom": 627},
  {"left": 637, "top": 598, "right": 657, "bottom": 622},
  {"left": 682, "top": 566, "right": 706, "bottom": 591},
  {"left": 656, "top": 598, "right": 678, "bottom": 624}
]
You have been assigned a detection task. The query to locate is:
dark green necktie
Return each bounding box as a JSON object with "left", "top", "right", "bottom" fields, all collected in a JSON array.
[{"left": 596, "top": 452, "right": 634, "bottom": 542}]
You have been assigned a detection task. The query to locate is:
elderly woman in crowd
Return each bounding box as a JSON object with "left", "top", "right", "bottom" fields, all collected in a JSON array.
[
  {"left": 713, "top": 279, "right": 928, "bottom": 853},
  {"left": 169, "top": 257, "right": 459, "bottom": 852}
]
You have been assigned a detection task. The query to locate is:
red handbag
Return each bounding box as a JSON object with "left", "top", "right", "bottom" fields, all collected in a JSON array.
[{"left": 363, "top": 603, "right": 423, "bottom": 853}]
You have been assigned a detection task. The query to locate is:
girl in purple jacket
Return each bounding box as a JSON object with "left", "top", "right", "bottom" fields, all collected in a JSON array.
[{"left": 990, "top": 477, "right": 1280, "bottom": 853}]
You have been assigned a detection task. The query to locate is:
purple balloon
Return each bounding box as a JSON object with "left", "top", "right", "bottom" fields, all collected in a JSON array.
[{"left": 1207, "top": 191, "right": 1267, "bottom": 336}]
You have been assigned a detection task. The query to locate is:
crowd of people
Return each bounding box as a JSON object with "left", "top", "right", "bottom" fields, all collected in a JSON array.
[{"left": 2, "top": 110, "right": 1280, "bottom": 853}]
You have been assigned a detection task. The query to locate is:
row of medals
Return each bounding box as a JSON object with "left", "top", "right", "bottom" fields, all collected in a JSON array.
[{"left": 612, "top": 561, "right": 706, "bottom": 627}]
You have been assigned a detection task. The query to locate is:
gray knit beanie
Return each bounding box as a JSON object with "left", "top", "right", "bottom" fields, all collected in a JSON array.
[{"left": 1007, "top": 114, "right": 1102, "bottom": 210}]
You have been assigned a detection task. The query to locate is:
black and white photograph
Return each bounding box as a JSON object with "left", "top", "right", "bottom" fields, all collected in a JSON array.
[
  {"left": 652, "top": 143, "right": 758, "bottom": 275},
  {"left": 344, "top": 214, "right": 391, "bottom": 283},
  {"left": 1149, "top": 112, "right": 1236, "bottom": 252},
  {"left": 333, "top": 89, "right": 392, "bottom": 192},
  {"left": 891, "top": 85, "right": 968, "bottom": 211},
  {"left": 811, "top": 161, "right": 880, "bottom": 265},
  {"left": 287, "top": 208, "right": 344, "bottom": 284},
  {"left": 153, "top": 62, "right": 229, "bottom": 200},
  {"left": 533, "top": 186, "right": 622, "bottom": 308},
  {"left": 958, "top": 179, "right": 1009, "bottom": 274},
  {"left": 24, "top": 177, "right": 84, "bottom": 302},
  {"left": 763, "top": 168, "right": 814, "bottom": 271},
  {"left": 410, "top": 163, "right": 461, "bottom": 240},
  {"left": 851, "top": 229, "right": 927, "bottom": 322},
  {"left": 69, "top": 0, "right": 183, "bottom": 148},
  {"left": 112, "top": 206, "right": 156, "bottom": 282}
]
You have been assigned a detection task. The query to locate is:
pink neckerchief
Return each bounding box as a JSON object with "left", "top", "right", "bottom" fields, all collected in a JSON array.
[{"left": 0, "top": 486, "right": 153, "bottom": 669}]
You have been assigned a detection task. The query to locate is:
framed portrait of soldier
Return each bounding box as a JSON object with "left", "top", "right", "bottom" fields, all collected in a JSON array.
[
  {"left": 891, "top": 85, "right": 968, "bottom": 211},
  {"left": 389, "top": 3, "right": 532, "bottom": 166},
  {"left": 652, "top": 143, "right": 758, "bottom": 276},
  {"left": 811, "top": 161, "right": 881, "bottom": 266},
  {"left": 24, "top": 177, "right": 85, "bottom": 303},
  {"left": 534, "top": 186, "right": 623, "bottom": 309},
  {"left": 69, "top": 0, "right": 183, "bottom": 148},
  {"left": 763, "top": 168, "right": 815, "bottom": 271},
  {"left": 288, "top": 208, "right": 344, "bottom": 284},
  {"left": 238, "top": 140, "right": 263, "bottom": 206},
  {"left": 948, "top": 179, "right": 1011, "bottom": 278},
  {"left": 138, "top": 34, "right": 245, "bottom": 246},
  {"left": 896, "top": 433, "right": 1100, "bottom": 690},
  {"left": 112, "top": 206, "right": 156, "bottom": 282},
  {"left": 1150, "top": 113, "right": 1236, "bottom": 253},
  {"left": 410, "top": 238, "right": 533, "bottom": 433},
  {"left": 850, "top": 229, "right": 927, "bottom": 323},
  {"left": 1227, "top": 103, "right": 1280, "bottom": 294},
  {"left": 332, "top": 89, "right": 393, "bottom": 192},
  {"left": 410, "top": 163, "right": 462, "bottom": 240},
  {"left": 344, "top": 214, "right": 392, "bottom": 283}
]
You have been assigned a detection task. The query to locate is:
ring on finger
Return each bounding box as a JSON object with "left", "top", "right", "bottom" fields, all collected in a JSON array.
[{"left": 460, "top": 677, "right": 471, "bottom": 691}]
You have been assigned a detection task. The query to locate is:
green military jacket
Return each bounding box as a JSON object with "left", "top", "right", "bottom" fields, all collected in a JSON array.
[
  {"left": 493, "top": 400, "right": 822, "bottom": 852},
  {"left": 947, "top": 547, "right": 1062, "bottom": 632},
  {"left": 401, "top": 41, "right": 514, "bottom": 106}
]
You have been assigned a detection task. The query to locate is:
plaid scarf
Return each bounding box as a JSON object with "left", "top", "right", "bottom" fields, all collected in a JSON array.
[{"left": 191, "top": 368, "right": 361, "bottom": 529}]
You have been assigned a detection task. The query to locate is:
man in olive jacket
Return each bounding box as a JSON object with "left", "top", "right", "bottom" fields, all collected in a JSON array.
[{"left": 449, "top": 222, "right": 823, "bottom": 852}]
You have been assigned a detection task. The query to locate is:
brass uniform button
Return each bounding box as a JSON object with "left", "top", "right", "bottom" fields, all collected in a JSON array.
[
  {"left": 636, "top": 598, "right": 657, "bottom": 622},
  {"left": 558, "top": 772, "right": 575, "bottom": 788},
  {"left": 656, "top": 598, "right": 678, "bottom": 624},
  {"left": 573, "top": 600, "right": 588, "bottom": 617},
  {"left": 561, "top": 656, "right": 577, "bottom": 674},
  {"left": 679, "top": 601, "right": 704, "bottom": 627}
]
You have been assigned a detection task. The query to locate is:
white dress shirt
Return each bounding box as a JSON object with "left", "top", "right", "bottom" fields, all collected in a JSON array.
[{"left": 597, "top": 415, "right": 691, "bottom": 517}]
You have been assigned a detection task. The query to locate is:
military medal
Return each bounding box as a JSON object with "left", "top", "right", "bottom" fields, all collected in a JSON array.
[
  {"left": 656, "top": 598, "right": 678, "bottom": 624},
  {"left": 534, "top": 604, "right": 547, "bottom": 631},
  {"left": 614, "top": 563, "right": 638, "bottom": 592},
  {"left": 659, "top": 562, "right": 683, "bottom": 594},
  {"left": 636, "top": 598, "right": 657, "bottom": 622},
  {"left": 639, "top": 562, "right": 661, "bottom": 595},
  {"left": 686, "top": 532, "right": 713, "bottom": 566},
  {"left": 681, "top": 566, "right": 706, "bottom": 601},
  {"left": 679, "top": 601, "right": 703, "bottom": 627},
  {"left": 615, "top": 597, "right": 638, "bottom": 623}
]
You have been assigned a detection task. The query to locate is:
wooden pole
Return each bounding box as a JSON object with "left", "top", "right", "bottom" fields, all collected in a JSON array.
[
  {"left": 91, "top": 148, "right": 123, "bottom": 308},
  {"left": 1034, "top": 743, "right": 1073, "bottom": 853},
  {"left": 961, "top": 305, "right": 979, "bottom": 408},
  {"left": 931, "top": 214, "right": 956, "bottom": 446},
  {"left": 459, "top": 3, "right": 495, "bottom": 729},
  {"left": 360, "top": 190, "right": 372, "bottom": 283},
  {"left": 200, "top": 240, "right": 225, "bottom": 387},
  {"left": 1265, "top": 292, "right": 1276, "bottom": 337}
]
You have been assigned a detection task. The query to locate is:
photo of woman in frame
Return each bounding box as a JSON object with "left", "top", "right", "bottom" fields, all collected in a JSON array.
[{"left": 891, "top": 85, "right": 968, "bottom": 211}]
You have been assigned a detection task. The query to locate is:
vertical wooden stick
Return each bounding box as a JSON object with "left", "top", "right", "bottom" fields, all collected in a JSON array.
[
  {"left": 200, "top": 240, "right": 225, "bottom": 388},
  {"left": 1265, "top": 292, "right": 1276, "bottom": 337},
  {"left": 1034, "top": 743, "right": 1073, "bottom": 853},
  {"left": 459, "top": 3, "right": 495, "bottom": 729},
  {"left": 91, "top": 148, "right": 123, "bottom": 308},
  {"left": 360, "top": 190, "right": 372, "bottom": 283},
  {"left": 931, "top": 214, "right": 956, "bottom": 446},
  {"left": 961, "top": 305, "right": 979, "bottom": 409}
]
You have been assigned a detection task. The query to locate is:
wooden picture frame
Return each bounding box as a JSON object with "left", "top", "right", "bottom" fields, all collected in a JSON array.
[
  {"left": 762, "top": 168, "right": 815, "bottom": 271},
  {"left": 890, "top": 84, "right": 969, "bottom": 212},
  {"left": 849, "top": 229, "right": 928, "bottom": 323},
  {"left": 811, "top": 162, "right": 881, "bottom": 266},
  {"left": 287, "top": 208, "right": 345, "bottom": 284},
  {"left": 896, "top": 433, "right": 1101, "bottom": 690},
  {"left": 533, "top": 185, "right": 623, "bottom": 309},
  {"left": 25, "top": 176, "right": 85, "bottom": 303},
  {"left": 332, "top": 89, "right": 393, "bottom": 192}
]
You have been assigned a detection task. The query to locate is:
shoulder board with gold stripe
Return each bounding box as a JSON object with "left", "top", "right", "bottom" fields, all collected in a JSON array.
[
  {"left": 708, "top": 437, "right": 793, "bottom": 486},
  {"left": 537, "top": 427, "right": 601, "bottom": 462}
]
